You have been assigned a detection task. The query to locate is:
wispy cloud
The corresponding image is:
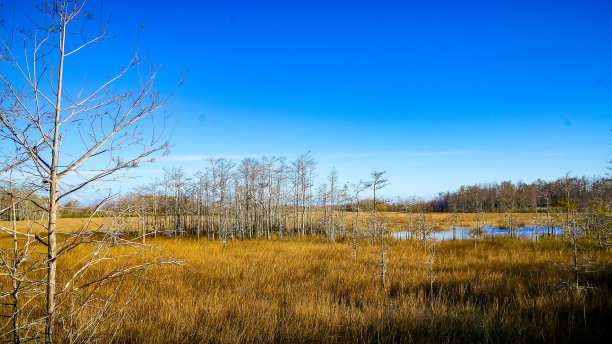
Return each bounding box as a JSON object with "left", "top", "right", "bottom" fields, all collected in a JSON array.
[
  {"left": 415, "top": 151, "right": 473, "bottom": 156},
  {"left": 331, "top": 151, "right": 473, "bottom": 158},
  {"left": 160, "top": 151, "right": 474, "bottom": 163},
  {"left": 158, "top": 154, "right": 255, "bottom": 162},
  {"left": 331, "top": 151, "right": 395, "bottom": 158}
]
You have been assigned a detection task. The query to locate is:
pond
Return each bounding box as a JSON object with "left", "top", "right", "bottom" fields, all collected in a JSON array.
[{"left": 393, "top": 225, "right": 565, "bottom": 241}]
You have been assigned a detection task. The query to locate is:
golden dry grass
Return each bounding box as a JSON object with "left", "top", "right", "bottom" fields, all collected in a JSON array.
[
  {"left": 108, "top": 236, "right": 612, "bottom": 343},
  {"left": 2, "top": 218, "right": 611, "bottom": 343},
  {"left": 0, "top": 216, "right": 138, "bottom": 235}
]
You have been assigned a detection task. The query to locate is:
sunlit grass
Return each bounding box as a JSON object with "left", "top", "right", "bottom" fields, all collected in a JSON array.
[
  {"left": 2, "top": 219, "right": 611, "bottom": 343},
  {"left": 115, "top": 236, "right": 611, "bottom": 343}
]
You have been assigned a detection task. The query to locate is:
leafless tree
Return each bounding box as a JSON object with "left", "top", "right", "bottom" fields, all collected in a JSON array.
[
  {"left": 0, "top": 1, "right": 182, "bottom": 342},
  {"left": 366, "top": 171, "right": 389, "bottom": 288},
  {"left": 417, "top": 207, "right": 433, "bottom": 253},
  {"left": 428, "top": 238, "right": 436, "bottom": 303},
  {"left": 327, "top": 169, "right": 338, "bottom": 242},
  {"left": 349, "top": 181, "right": 367, "bottom": 258},
  {"left": 527, "top": 183, "right": 541, "bottom": 242},
  {"left": 219, "top": 159, "right": 235, "bottom": 246},
  {"left": 498, "top": 181, "right": 517, "bottom": 237},
  {"left": 0, "top": 148, "right": 47, "bottom": 343}
]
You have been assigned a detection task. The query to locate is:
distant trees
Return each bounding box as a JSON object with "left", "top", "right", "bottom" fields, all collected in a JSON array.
[
  {"left": 428, "top": 176, "right": 611, "bottom": 216},
  {"left": 96, "top": 156, "right": 612, "bottom": 249},
  {"left": 128, "top": 153, "right": 371, "bottom": 242}
]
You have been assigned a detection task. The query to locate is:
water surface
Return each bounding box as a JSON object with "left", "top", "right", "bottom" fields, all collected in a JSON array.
[{"left": 393, "top": 225, "right": 565, "bottom": 241}]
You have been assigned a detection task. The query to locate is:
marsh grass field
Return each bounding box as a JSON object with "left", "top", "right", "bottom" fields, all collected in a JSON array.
[
  {"left": 2, "top": 215, "right": 611, "bottom": 343},
  {"left": 112, "top": 238, "right": 612, "bottom": 343}
]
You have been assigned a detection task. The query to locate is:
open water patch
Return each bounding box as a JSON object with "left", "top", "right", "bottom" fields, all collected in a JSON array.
[{"left": 393, "top": 225, "right": 565, "bottom": 241}]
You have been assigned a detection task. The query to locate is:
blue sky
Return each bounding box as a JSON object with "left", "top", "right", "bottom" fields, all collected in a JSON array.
[{"left": 4, "top": 0, "right": 612, "bottom": 199}]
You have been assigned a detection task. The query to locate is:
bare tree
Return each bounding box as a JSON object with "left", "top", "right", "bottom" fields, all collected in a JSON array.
[
  {"left": 498, "top": 181, "right": 517, "bottom": 237},
  {"left": 350, "top": 181, "right": 367, "bottom": 258},
  {"left": 289, "top": 152, "right": 315, "bottom": 236},
  {"left": 0, "top": 147, "right": 47, "bottom": 343},
  {"left": 0, "top": 1, "right": 182, "bottom": 342},
  {"left": 417, "top": 207, "right": 433, "bottom": 253},
  {"left": 366, "top": 171, "right": 389, "bottom": 288},
  {"left": 194, "top": 170, "right": 210, "bottom": 241},
  {"left": 428, "top": 238, "right": 436, "bottom": 303},
  {"left": 327, "top": 168, "right": 338, "bottom": 242}
]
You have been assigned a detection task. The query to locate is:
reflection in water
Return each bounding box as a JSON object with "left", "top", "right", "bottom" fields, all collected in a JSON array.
[{"left": 393, "top": 226, "right": 565, "bottom": 241}]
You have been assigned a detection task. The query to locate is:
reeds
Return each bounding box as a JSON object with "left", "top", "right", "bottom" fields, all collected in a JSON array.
[
  {"left": 111, "top": 236, "right": 610, "bottom": 343},
  {"left": 2, "top": 221, "right": 611, "bottom": 343}
]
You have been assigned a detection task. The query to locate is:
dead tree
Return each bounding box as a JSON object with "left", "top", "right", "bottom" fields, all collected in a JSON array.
[
  {"left": 417, "top": 209, "right": 433, "bottom": 253},
  {"left": 194, "top": 171, "right": 210, "bottom": 241},
  {"left": 0, "top": 1, "right": 183, "bottom": 342},
  {"left": 529, "top": 183, "right": 541, "bottom": 242},
  {"left": 367, "top": 171, "right": 389, "bottom": 288},
  {"left": 218, "top": 160, "right": 235, "bottom": 247},
  {"left": 428, "top": 238, "right": 436, "bottom": 303},
  {"left": 327, "top": 169, "right": 338, "bottom": 242},
  {"left": 0, "top": 149, "right": 47, "bottom": 344},
  {"left": 207, "top": 158, "right": 224, "bottom": 240},
  {"left": 350, "top": 181, "right": 367, "bottom": 258},
  {"left": 499, "top": 181, "right": 517, "bottom": 237}
]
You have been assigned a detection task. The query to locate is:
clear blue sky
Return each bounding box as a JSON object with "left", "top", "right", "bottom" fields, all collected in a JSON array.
[{"left": 5, "top": 0, "right": 612, "bottom": 199}]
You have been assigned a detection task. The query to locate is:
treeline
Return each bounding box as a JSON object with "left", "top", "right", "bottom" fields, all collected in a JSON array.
[{"left": 425, "top": 176, "right": 611, "bottom": 213}]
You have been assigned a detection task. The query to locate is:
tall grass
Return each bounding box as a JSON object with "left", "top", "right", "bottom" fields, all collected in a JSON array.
[
  {"left": 111, "top": 236, "right": 610, "bottom": 343},
  {"left": 2, "top": 221, "right": 611, "bottom": 343}
]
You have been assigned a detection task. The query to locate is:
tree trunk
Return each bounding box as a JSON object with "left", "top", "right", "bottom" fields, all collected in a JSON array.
[
  {"left": 46, "top": 19, "right": 66, "bottom": 343},
  {"left": 10, "top": 181, "right": 21, "bottom": 344}
]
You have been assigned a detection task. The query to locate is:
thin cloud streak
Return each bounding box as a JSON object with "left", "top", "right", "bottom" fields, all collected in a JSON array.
[
  {"left": 415, "top": 151, "right": 473, "bottom": 156},
  {"left": 158, "top": 154, "right": 256, "bottom": 162},
  {"left": 330, "top": 151, "right": 474, "bottom": 158}
]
